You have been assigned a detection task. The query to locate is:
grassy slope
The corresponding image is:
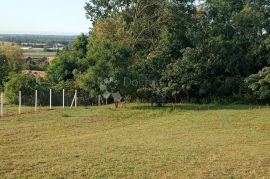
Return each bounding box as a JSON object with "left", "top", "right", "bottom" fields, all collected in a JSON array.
[{"left": 0, "top": 104, "right": 270, "bottom": 178}]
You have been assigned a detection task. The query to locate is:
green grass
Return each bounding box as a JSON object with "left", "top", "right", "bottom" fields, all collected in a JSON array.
[
  {"left": 0, "top": 103, "right": 270, "bottom": 178},
  {"left": 1, "top": 105, "right": 54, "bottom": 116},
  {"left": 23, "top": 50, "right": 56, "bottom": 58}
]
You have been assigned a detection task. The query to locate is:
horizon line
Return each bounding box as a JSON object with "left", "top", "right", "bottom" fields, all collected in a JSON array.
[{"left": 0, "top": 31, "right": 88, "bottom": 36}]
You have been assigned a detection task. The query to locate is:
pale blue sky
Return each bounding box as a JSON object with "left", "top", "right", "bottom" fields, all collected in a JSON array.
[{"left": 0, "top": 0, "right": 91, "bottom": 35}]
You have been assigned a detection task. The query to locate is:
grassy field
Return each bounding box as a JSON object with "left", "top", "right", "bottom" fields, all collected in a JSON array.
[
  {"left": 0, "top": 103, "right": 270, "bottom": 178},
  {"left": 23, "top": 50, "right": 56, "bottom": 58}
]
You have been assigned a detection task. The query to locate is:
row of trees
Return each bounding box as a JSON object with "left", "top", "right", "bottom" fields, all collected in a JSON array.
[{"left": 45, "top": 0, "right": 270, "bottom": 104}]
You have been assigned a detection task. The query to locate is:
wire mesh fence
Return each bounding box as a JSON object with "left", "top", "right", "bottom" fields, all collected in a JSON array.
[{"left": 0, "top": 89, "right": 95, "bottom": 117}]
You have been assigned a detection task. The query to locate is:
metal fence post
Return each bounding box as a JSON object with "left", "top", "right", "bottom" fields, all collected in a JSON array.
[
  {"left": 50, "top": 89, "right": 52, "bottom": 110},
  {"left": 35, "top": 90, "right": 37, "bottom": 112},
  {"left": 63, "top": 89, "right": 65, "bottom": 109},
  {"left": 19, "top": 91, "right": 22, "bottom": 114},
  {"left": 75, "top": 90, "right": 77, "bottom": 108},
  {"left": 0, "top": 92, "right": 3, "bottom": 117}
]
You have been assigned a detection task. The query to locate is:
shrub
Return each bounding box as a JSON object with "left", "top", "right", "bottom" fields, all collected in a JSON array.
[
  {"left": 4, "top": 73, "right": 41, "bottom": 104},
  {"left": 245, "top": 67, "right": 270, "bottom": 103}
]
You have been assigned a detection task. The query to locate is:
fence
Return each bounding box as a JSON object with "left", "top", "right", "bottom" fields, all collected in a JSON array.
[
  {"left": 0, "top": 89, "right": 88, "bottom": 117},
  {"left": 0, "top": 88, "right": 122, "bottom": 117}
]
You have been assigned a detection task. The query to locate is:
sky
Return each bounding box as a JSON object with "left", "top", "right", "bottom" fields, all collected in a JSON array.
[{"left": 0, "top": 0, "right": 91, "bottom": 35}]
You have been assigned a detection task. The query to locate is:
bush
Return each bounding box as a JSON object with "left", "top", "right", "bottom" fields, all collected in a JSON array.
[
  {"left": 245, "top": 67, "right": 270, "bottom": 103},
  {"left": 4, "top": 73, "right": 41, "bottom": 104}
]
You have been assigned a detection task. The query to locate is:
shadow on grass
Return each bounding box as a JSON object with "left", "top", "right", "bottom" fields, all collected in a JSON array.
[{"left": 129, "top": 103, "right": 269, "bottom": 111}]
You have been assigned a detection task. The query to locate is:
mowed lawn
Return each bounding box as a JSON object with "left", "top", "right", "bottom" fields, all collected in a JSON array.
[{"left": 0, "top": 104, "right": 270, "bottom": 178}]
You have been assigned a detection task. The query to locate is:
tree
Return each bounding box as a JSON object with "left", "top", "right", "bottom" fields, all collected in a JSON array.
[
  {"left": 4, "top": 73, "right": 41, "bottom": 104},
  {"left": 129, "top": 0, "right": 195, "bottom": 103},
  {"left": 79, "top": 41, "right": 133, "bottom": 97},
  {"left": 72, "top": 33, "right": 89, "bottom": 59},
  {"left": 0, "top": 43, "right": 23, "bottom": 72},
  {"left": 47, "top": 50, "right": 79, "bottom": 83},
  {"left": 0, "top": 54, "right": 9, "bottom": 90},
  {"left": 85, "top": 0, "right": 132, "bottom": 24}
]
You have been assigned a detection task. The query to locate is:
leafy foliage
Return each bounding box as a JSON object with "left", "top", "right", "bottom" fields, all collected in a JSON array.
[
  {"left": 0, "top": 43, "right": 23, "bottom": 72},
  {"left": 0, "top": 54, "right": 8, "bottom": 90},
  {"left": 47, "top": 50, "right": 78, "bottom": 83},
  {"left": 4, "top": 73, "right": 41, "bottom": 104},
  {"left": 246, "top": 67, "right": 270, "bottom": 102}
]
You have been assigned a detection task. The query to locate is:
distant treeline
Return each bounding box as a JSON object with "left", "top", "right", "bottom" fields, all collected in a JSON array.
[{"left": 0, "top": 34, "right": 77, "bottom": 47}]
